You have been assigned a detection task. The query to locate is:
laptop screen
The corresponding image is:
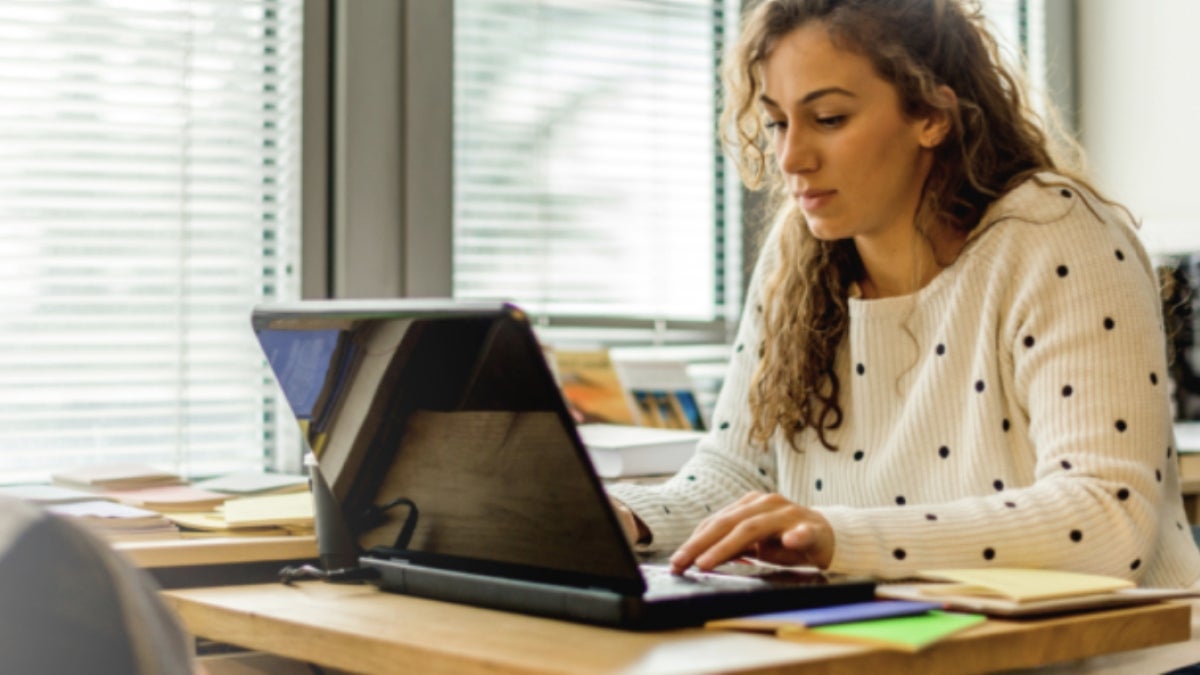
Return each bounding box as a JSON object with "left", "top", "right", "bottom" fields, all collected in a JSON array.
[{"left": 253, "top": 301, "right": 643, "bottom": 586}]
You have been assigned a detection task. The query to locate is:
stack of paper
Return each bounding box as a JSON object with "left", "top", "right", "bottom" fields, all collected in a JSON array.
[
  {"left": 577, "top": 423, "right": 703, "bottom": 478},
  {"left": 46, "top": 500, "right": 180, "bottom": 541},
  {"left": 193, "top": 471, "right": 309, "bottom": 496},
  {"left": 167, "top": 491, "right": 314, "bottom": 537},
  {"left": 877, "top": 568, "right": 1199, "bottom": 616},
  {"left": 106, "top": 484, "right": 232, "bottom": 512},
  {"left": 0, "top": 484, "right": 114, "bottom": 505},
  {"left": 51, "top": 463, "right": 183, "bottom": 492},
  {"left": 706, "top": 600, "right": 985, "bottom": 652}
]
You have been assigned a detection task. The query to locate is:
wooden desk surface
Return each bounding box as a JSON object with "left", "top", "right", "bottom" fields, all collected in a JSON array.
[{"left": 163, "top": 581, "right": 1192, "bottom": 675}]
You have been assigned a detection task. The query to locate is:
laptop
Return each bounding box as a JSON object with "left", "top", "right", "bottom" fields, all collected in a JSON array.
[{"left": 252, "top": 299, "right": 875, "bottom": 629}]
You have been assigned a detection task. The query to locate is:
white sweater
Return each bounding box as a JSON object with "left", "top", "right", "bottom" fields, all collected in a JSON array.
[{"left": 609, "top": 174, "right": 1200, "bottom": 587}]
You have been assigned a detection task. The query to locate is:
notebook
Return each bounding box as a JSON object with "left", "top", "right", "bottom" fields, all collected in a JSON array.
[{"left": 252, "top": 299, "right": 874, "bottom": 629}]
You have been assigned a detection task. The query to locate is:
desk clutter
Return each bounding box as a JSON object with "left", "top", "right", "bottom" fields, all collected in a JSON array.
[
  {"left": 0, "top": 464, "right": 312, "bottom": 542},
  {"left": 705, "top": 566, "right": 1200, "bottom": 652}
]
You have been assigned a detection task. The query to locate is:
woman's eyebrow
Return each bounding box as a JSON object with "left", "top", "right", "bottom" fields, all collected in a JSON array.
[{"left": 759, "top": 86, "right": 857, "bottom": 108}]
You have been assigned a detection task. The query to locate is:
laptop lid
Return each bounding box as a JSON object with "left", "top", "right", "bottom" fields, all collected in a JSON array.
[{"left": 252, "top": 300, "right": 647, "bottom": 595}]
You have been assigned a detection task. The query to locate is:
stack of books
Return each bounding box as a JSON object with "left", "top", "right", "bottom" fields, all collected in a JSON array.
[
  {"left": 44, "top": 499, "right": 180, "bottom": 542},
  {"left": 0, "top": 463, "right": 314, "bottom": 542}
]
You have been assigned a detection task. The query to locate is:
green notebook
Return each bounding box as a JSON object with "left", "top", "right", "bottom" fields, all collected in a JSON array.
[{"left": 782, "top": 610, "right": 986, "bottom": 652}]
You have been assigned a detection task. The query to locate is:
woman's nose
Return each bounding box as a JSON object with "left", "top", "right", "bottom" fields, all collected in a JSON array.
[{"left": 777, "top": 128, "right": 816, "bottom": 174}]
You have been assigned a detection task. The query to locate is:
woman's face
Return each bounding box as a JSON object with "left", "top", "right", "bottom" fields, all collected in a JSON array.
[{"left": 761, "top": 23, "right": 943, "bottom": 246}]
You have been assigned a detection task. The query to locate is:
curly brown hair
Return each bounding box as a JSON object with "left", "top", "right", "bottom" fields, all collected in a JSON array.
[{"left": 723, "top": 0, "right": 1075, "bottom": 450}]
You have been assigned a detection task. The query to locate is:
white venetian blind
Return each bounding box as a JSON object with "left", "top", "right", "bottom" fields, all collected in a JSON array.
[
  {"left": 0, "top": 0, "right": 303, "bottom": 482},
  {"left": 453, "top": 0, "right": 734, "bottom": 322}
]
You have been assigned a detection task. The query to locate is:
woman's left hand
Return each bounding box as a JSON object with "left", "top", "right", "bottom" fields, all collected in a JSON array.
[{"left": 668, "top": 491, "right": 834, "bottom": 574}]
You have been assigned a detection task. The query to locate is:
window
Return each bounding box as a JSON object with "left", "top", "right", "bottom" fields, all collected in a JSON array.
[
  {"left": 452, "top": 0, "right": 739, "bottom": 327},
  {"left": 0, "top": 0, "right": 303, "bottom": 482}
]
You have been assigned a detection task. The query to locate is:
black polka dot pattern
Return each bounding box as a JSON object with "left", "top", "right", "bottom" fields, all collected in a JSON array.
[
  {"left": 736, "top": 343, "right": 744, "bottom": 353},
  {"left": 1115, "top": 420, "right": 1127, "bottom": 433},
  {"left": 1002, "top": 419, "right": 1010, "bottom": 432},
  {"left": 895, "top": 496, "right": 906, "bottom": 506},
  {"left": 974, "top": 380, "right": 985, "bottom": 393},
  {"left": 1103, "top": 317, "right": 1115, "bottom": 330},
  {"left": 925, "top": 513, "right": 937, "bottom": 521},
  {"left": 1062, "top": 385, "right": 1073, "bottom": 397},
  {"left": 1023, "top": 335, "right": 1035, "bottom": 348},
  {"left": 853, "top": 450, "right": 864, "bottom": 461},
  {"left": 983, "top": 548, "right": 996, "bottom": 560},
  {"left": 856, "top": 363, "right": 865, "bottom": 376},
  {"left": 1070, "top": 529, "right": 1082, "bottom": 542},
  {"left": 1004, "top": 501, "right": 1017, "bottom": 508},
  {"left": 1115, "top": 249, "right": 1125, "bottom": 261},
  {"left": 893, "top": 548, "right": 906, "bottom": 560},
  {"left": 1150, "top": 372, "right": 1158, "bottom": 385},
  {"left": 815, "top": 479, "right": 823, "bottom": 491},
  {"left": 936, "top": 343, "right": 946, "bottom": 356},
  {"left": 1156, "top": 469, "right": 1162, "bottom": 483},
  {"left": 1131, "top": 559, "right": 1141, "bottom": 571},
  {"left": 687, "top": 475, "right": 696, "bottom": 481},
  {"left": 1060, "top": 188, "right": 1072, "bottom": 198},
  {"left": 719, "top": 421, "right": 730, "bottom": 430},
  {"left": 1056, "top": 265, "right": 1069, "bottom": 277},
  {"left": 1117, "top": 488, "right": 1130, "bottom": 501},
  {"left": 938, "top": 446, "right": 950, "bottom": 459},
  {"left": 993, "top": 479, "right": 1004, "bottom": 491}
]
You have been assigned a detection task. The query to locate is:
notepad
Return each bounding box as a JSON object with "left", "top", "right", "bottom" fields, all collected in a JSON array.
[
  {"left": 875, "top": 567, "right": 1199, "bottom": 617},
  {"left": 915, "top": 568, "right": 1134, "bottom": 603},
  {"left": 706, "top": 600, "right": 943, "bottom": 632},
  {"left": 786, "top": 610, "right": 986, "bottom": 652},
  {"left": 221, "top": 491, "right": 314, "bottom": 528}
]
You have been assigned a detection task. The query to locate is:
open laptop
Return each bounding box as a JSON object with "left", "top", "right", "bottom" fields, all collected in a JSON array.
[{"left": 252, "top": 299, "right": 874, "bottom": 629}]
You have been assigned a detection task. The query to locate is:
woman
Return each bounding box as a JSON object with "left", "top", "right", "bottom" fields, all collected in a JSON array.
[{"left": 608, "top": 0, "right": 1200, "bottom": 587}]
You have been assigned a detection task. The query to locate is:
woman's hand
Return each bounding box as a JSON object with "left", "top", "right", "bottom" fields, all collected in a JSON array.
[
  {"left": 609, "top": 497, "right": 649, "bottom": 545},
  {"left": 668, "top": 491, "right": 834, "bottom": 574}
]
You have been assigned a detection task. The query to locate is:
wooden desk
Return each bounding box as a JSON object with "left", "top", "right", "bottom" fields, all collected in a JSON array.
[
  {"left": 163, "top": 581, "right": 1192, "bottom": 675},
  {"left": 116, "top": 535, "right": 318, "bottom": 588}
]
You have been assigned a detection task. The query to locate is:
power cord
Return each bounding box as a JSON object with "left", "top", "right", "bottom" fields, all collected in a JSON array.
[{"left": 278, "top": 564, "right": 381, "bottom": 585}]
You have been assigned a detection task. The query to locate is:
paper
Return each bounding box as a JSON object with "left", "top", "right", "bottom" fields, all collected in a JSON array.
[
  {"left": 706, "top": 600, "right": 943, "bottom": 632},
  {"left": 917, "top": 568, "right": 1134, "bottom": 603},
  {"left": 793, "top": 610, "right": 986, "bottom": 652}
]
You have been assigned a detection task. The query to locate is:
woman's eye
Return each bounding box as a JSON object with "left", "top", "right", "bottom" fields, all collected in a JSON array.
[
  {"left": 816, "top": 115, "right": 847, "bottom": 128},
  {"left": 764, "top": 119, "right": 787, "bottom": 132}
]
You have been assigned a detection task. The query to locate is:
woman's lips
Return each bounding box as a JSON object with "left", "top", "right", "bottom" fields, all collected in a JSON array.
[{"left": 798, "top": 189, "right": 836, "bottom": 211}]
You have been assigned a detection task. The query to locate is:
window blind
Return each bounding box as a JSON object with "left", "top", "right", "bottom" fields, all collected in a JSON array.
[
  {"left": 452, "top": 0, "right": 734, "bottom": 322},
  {"left": 0, "top": 0, "right": 303, "bottom": 482}
]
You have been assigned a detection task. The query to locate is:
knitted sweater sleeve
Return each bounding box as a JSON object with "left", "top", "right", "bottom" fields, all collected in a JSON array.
[
  {"left": 606, "top": 226, "right": 782, "bottom": 553},
  {"left": 821, "top": 185, "right": 1177, "bottom": 580}
]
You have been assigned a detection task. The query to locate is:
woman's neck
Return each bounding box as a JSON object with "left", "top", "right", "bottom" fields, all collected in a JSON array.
[{"left": 855, "top": 227, "right": 966, "bottom": 300}]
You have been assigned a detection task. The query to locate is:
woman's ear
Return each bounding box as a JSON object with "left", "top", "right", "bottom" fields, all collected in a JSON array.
[{"left": 919, "top": 85, "right": 958, "bottom": 149}]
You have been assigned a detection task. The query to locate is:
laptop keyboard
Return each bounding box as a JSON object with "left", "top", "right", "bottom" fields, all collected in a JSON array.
[{"left": 640, "top": 563, "right": 774, "bottom": 598}]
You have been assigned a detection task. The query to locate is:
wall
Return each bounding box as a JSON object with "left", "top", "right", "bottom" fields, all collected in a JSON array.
[{"left": 1078, "top": 0, "right": 1200, "bottom": 255}]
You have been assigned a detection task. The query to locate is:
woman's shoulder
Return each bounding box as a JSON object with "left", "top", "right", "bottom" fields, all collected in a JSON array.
[{"left": 967, "top": 171, "right": 1143, "bottom": 262}]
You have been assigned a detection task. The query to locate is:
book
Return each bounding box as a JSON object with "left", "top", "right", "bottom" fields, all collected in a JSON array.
[
  {"left": 705, "top": 600, "right": 943, "bottom": 632},
  {"left": 875, "top": 567, "right": 1200, "bottom": 617},
  {"left": 193, "top": 471, "right": 310, "bottom": 496},
  {"left": 0, "top": 484, "right": 115, "bottom": 505},
  {"left": 613, "top": 358, "right": 707, "bottom": 430},
  {"left": 51, "top": 463, "right": 183, "bottom": 492},
  {"left": 783, "top": 610, "right": 986, "bottom": 652},
  {"left": 551, "top": 349, "right": 637, "bottom": 425},
  {"left": 106, "top": 484, "right": 233, "bottom": 513},
  {"left": 577, "top": 423, "right": 703, "bottom": 478}
]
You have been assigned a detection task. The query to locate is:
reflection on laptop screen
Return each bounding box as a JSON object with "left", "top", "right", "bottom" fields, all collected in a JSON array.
[{"left": 255, "top": 305, "right": 640, "bottom": 583}]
